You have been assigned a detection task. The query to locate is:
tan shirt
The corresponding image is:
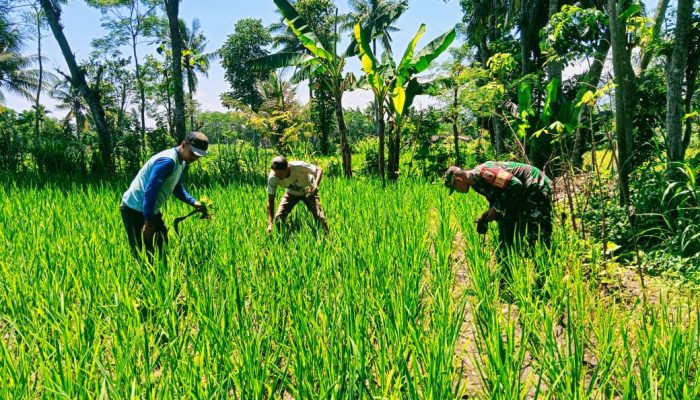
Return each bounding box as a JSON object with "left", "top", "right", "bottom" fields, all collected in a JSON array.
[{"left": 267, "top": 161, "right": 318, "bottom": 196}]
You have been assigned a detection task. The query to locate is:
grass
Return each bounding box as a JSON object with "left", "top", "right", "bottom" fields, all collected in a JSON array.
[{"left": 0, "top": 177, "right": 699, "bottom": 398}]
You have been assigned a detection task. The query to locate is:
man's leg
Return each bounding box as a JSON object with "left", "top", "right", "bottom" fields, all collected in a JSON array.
[
  {"left": 149, "top": 213, "right": 169, "bottom": 255},
  {"left": 274, "top": 192, "right": 301, "bottom": 229},
  {"left": 524, "top": 193, "right": 552, "bottom": 248},
  {"left": 302, "top": 192, "right": 329, "bottom": 233},
  {"left": 120, "top": 204, "right": 145, "bottom": 258}
]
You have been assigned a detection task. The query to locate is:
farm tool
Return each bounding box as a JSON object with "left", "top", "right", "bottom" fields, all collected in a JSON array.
[{"left": 173, "top": 206, "right": 210, "bottom": 234}]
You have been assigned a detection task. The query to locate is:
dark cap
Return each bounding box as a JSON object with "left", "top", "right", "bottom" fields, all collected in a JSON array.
[
  {"left": 186, "top": 132, "right": 209, "bottom": 157},
  {"left": 444, "top": 166, "right": 462, "bottom": 195},
  {"left": 271, "top": 156, "right": 288, "bottom": 170}
]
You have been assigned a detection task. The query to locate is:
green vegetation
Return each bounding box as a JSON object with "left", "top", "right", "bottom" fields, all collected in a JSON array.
[
  {"left": 0, "top": 0, "right": 699, "bottom": 396},
  {"left": 0, "top": 178, "right": 698, "bottom": 397}
]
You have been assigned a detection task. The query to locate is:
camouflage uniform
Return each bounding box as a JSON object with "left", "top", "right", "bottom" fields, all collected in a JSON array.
[{"left": 467, "top": 161, "right": 553, "bottom": 250}]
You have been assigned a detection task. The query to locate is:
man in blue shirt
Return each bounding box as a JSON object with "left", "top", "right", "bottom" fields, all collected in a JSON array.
[{"left": 120, "top": 132, "right": 209, "bottom": 258}]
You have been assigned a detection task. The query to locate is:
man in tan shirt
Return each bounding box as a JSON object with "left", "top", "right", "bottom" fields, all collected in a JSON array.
[{"left": 266, "top": 156, "right": 329, "bottom": 233}]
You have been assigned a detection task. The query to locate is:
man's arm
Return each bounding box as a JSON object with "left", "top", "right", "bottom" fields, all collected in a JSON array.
[
  {"left": 266, "top": 194, "right": 275, "bottom": 233},
  {"left": 311, "top": 165, "right": 323, "bottom": 192},
  {"left": 475, "top": 176, "right": 525, "bottom": 233},
  {"left": 142, "top": 158, "right": 175, "bottom": 241},
  {"left": 173, "top": 179, "right": 196, "bottom": 206}
]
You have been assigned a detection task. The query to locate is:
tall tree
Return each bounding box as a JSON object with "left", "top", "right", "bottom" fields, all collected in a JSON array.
[
  {"left": 86, "top": 0, "right": 159, "bottom": 155},
  {"left": 458, "top": 0, "right": 512, "bottom": 154},
  {"left": 253, "top": 0, "right": 356, "bottom": 177},
  {"left": 163, "top": 0, "right": 185, "bottom": 140},
  {"left": 608, "top": 0, "right": 637, "bottom": 205},
  {"left": 270, "top": 0, "right": 341, "bottom": 156},
  {"left": 345, "top": 0, "right": 407, "bottom": 54},
  {"left": 0, "top": 3, "right": 40, "bottom": 104},
  {"left": 39, "top": 0, "right": 113, "bottom": 170},
  {"left": 355, "top": 22, "right": 456, "bottom": 181},
  {"left": 220, "top": 18, "right": 272, "bottom": 111},
  {"left": 346, "top": 0, "right": 408, "bottom": 179},
  {"left": 181, "top": 18, "right": 216, "bottom": 131},
  {"left": 681, "top": 8, "right": 699, "bottom": 156},
  {"left": 665, "top": 0, "right": 694, "bottom": 177}
]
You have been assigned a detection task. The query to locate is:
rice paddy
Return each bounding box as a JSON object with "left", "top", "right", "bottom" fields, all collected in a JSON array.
[{"left": 0, "top": 178, "right": 698, "bottom": 398}]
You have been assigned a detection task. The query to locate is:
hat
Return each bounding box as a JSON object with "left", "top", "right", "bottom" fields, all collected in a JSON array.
[
  {"left": 271, "top": 156, "right": 288, "bottom": 170},
  {"left": 186, "top": 132, "right": 209, "bottom": 157},
  {"left": 444, "top": 166, "right": 461, "bottom": 195}
]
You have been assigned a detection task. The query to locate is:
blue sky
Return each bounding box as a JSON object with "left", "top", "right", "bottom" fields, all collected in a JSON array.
[{"left": 6, "top": 0, "right": 464, "bottom": 117}]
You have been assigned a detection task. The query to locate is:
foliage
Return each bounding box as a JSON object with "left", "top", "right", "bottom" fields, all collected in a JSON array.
[
  {"left": 0, "top": 109, "right": 29, "bottom": 172},
  {"left": 0, "top": 4, "right": 42, "bottom": 103},
  {"left": 220, "top": 18, "right": 272, "bottom": 111},
  {"left": 1, "top": 176, "right": 699, "bottom": 397},
  {"left": 539, "top": 4, "right": 608, "bottom": 66}
]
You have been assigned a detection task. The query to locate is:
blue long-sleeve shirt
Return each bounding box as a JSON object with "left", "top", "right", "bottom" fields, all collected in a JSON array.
[{"left": 143, "top": 157, "right": 196, "bottom": 220}]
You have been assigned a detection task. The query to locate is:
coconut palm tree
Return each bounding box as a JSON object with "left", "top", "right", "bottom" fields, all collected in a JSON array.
[
  {"left": 344, "top": 0, "right": 407, "bottom": 54},
  {"left": 180, "top": 18, "right": 217, "bottom": 131},
  {"left": 256, "top": 70, "right": 297, "bottom": 113},
  {"left": 0, "top": 11, "right": 41, "bottom": 104}
]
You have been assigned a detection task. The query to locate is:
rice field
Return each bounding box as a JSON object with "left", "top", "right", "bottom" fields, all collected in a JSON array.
[{"left": 1, "top": 178, "right": 699, "bottom": 399}]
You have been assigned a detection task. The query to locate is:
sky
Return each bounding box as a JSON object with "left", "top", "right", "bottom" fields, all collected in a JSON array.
[{"left": 5, "top": 0, "right": 464, "bottom": 120}]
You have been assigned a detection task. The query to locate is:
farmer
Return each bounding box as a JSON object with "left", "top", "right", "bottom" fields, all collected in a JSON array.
[
  {"left": 444, "top": 162, "right": 553, "bottom": 252},
  {"left": 266, "top": 156, "right": 329, "bottom": 234},
  {"left": 120, "top": 131, "right": 209, "bottom": 258}
]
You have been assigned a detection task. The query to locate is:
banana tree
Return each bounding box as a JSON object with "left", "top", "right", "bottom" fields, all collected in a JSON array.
[
  {"left": 249, "top": 0, "right": 355, "bottom": 177},
  {"left": 354, "top": 22, "right": 455, "bottom": 181}
]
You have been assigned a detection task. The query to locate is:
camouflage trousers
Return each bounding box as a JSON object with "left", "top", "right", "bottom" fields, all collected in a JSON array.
[{"left": 497, "top": 190, "right": 552, "bottom": 251}]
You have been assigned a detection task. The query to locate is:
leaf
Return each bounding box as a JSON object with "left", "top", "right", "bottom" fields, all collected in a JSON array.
[
  {"left": 542, "top": 77, "right": 559, "bottom": 122},
  {"left": 247, "top": 52, "right": 314, "bottom": 70},
  {"left": 577, "top": 90, "right": 596, "bottom": 107},
  {"left": 517, "top": 82, "right": 532, "bottom": 116},
  {"left": 392, "top": 85, "right": 406, "bottom": 117},
  {"left": 273, "top": 0, "right": 332, "bottom": 60},
  {"left": 618, "top": 3, "right": 641, "bottom": 21},
  {"left": 411, "top": 28, "right": 456, "bottom": 74},
  {"left": 354, "top": 23, "right": 378, "bottom": 78},
  {"left": 397, "top": 24, "right": 427, "bottom": 83}
]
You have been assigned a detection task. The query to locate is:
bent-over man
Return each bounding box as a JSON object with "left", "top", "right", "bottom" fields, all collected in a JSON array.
[{"left": 266, "top": 156, "right": 329, "bottom": 234}]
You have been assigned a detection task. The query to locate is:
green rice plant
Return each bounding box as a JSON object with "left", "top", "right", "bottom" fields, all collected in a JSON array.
[{"left": 0, "top": 176, "right": 699, "bottom": 399}]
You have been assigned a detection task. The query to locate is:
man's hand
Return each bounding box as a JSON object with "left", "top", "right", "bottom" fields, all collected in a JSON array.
[
  {"left": 306, "top": 184, "right": 318, "bottom": 198},
  {"left": 143, "top": 220, "right": 156, "bottom": 243},
  {"left": 476, "top": 219, "right": 488, "bottom": 234},
  {"left": 193, "top": 200, "right": 207, "bottom": 212},
  {"left": 476, "top": 209, "right": 496, "bottom": 235}
]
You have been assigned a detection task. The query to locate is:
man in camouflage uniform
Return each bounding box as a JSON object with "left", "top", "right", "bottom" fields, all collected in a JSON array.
[{"left": 444, "top": 162, "right": 553, "bottom": 251}]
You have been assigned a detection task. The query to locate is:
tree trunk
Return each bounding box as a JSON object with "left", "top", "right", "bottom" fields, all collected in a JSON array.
[
  {"left": 40, "top": 0, "right": 113, "bottom": 170},
  {"left": 681, "top": 54, "right": 698, "bottom": 157},
  {"left": 335, "top": 94, "right": 352, "bottom": 178},
  {"left": 387, "top": 118, "right": 402, "bottom": 181},
  {"left": 132, "top": 32, "right": 146, "bottom": 156},
  {"left": 665, "top": 0, "right": 693, "bottom": 177},
  {"left": 492, "top": 116, "right": 505, "bottom": 155},
  {"left": 520, "top": 1, "right": 534, "bottom": 75},
  {"left": 571, "top": 39, "right": 610, "bottom": 169},
  {"left": 165, "top": 0, "right": 186, "bottom": 141},
  {"left": 546, "top": 0, "right": 563, "bottom": 83},
  {"left": 637, "top": 0, "right": 670, "bottom": 76},
  {"left": 187, "top": 65, "right": 195, "bottom": 131},
  {"left": 609, "top": 0, "right": 637, "bottom": 205},
  {"left": 376, "top": 99, "right": 385, "bottom": 183},
  {"left": 33, "top": 10, "right": 43, "bottom": 166},
  {"left": 452, "top": 86, "right": 460, "bottom": 166}
]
